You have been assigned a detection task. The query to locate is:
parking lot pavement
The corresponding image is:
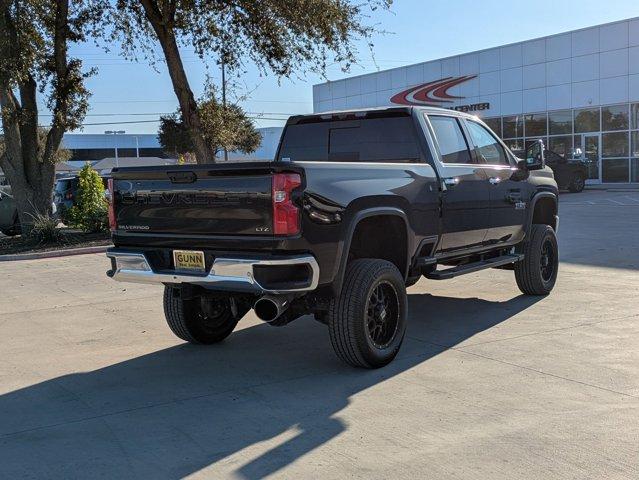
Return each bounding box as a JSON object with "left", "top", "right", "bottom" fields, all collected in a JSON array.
[
  {"left": 1, "top": 191, "right": 638, "bottom": 479},
  {"left": 560, "top": 188, "right": 639, "bottom": 206}
]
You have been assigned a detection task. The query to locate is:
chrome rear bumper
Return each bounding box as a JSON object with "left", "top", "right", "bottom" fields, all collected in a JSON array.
[{"left": 106, "top": 250, "right": 319, "bottom": 294}]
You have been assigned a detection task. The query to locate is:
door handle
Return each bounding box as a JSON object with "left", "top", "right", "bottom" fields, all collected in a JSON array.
[
  {"left": 443, "top": 177, "right": 459, "bottom": 187},
  {"left": 488, "top": 177, "right": 501, "bottom": 185},
  {"left": 506, "top": 189, "right": 522, "bottom": 203}
]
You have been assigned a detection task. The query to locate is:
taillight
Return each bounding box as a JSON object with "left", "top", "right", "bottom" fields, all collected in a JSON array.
[
  {"left": 107, "top": 178, "right": 117, "bottom": 232},
  {"left": 65, "top": 192, "right": 73, "bottom": 200},
  {"left": 272, "top": 173, "right": 301, "bottom": 235}
]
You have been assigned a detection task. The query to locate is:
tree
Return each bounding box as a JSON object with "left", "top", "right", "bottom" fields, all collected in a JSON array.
[
  {"left": 158, "top": 93, "right": 262, "bottom": 161},
  {"left": 67, "top": 162, "right": 108, "bottom": 233},
  {"left": 0, "top": 0, "right": 97, "bottom": 230},
  {"left": 158, "top": 113, "right": 191, "bottom": 159},
  {"left": 111, "top": 0, "right": 390, "bottom": 163}
]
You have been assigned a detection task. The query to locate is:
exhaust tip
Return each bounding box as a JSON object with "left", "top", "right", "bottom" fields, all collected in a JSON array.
[{"left": 254, "top": 297, "right": 281, "bottom": 323}]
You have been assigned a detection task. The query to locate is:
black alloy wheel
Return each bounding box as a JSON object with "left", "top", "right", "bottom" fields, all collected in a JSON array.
[
  {"left": 365, "top": 281, "right": 400, "bottom": 349},
  {"left": 540, "top": 238, "right": 556, "bottom": 282}
]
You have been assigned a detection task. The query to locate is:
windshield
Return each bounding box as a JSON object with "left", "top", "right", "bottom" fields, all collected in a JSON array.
[{"left": 278, "top": 115, "right": 420, "bottom": 163}]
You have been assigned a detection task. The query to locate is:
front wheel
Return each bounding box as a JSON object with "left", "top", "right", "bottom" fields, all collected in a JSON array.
[
  {"left": 568, "top": 174, "right": 586, "bottom": 193},
  {"left": 514, "top": 224, "right": 559, "bottom": 295},
  {"left": 328, "top": 259, "right": 407, "bottom": 368},
  {"left": 163, "top": 287, "right": 244, "bottom": 344}
]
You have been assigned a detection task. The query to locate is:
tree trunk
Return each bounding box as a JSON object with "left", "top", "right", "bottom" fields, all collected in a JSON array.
[
  {"left": 139, "top": 0, "right": 216, "bottom": 164},
  {"left": 0, "top": 0, "right": 61, "bottom": 233},
  {"left": 0, "top": 154, "right": 55, "bottom": 231}
]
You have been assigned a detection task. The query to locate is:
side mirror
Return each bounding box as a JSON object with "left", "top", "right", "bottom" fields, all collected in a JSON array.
[{"left": 523, "top": 139, "right": 545, "bottom": 171}]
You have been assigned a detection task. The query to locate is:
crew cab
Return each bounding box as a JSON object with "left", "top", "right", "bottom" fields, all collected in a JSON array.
[{"left": 105, "top": 106, "right": 559, "bottom": 368}]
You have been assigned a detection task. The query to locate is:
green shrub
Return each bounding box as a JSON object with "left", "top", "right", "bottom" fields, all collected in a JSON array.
[
  {"left": 27, "top": 212, "right": 65, "bottom": 244},
  {"left": 68, "top": 163, "right": 108, "bottom": 233}
]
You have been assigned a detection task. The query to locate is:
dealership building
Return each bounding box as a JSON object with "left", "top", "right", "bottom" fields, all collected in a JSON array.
[
  {"left": 313, "top": 17, "right": 639, "bottom": 184},
  {"left": 59, "top": 127, "right": 283, "bottom": 164}
]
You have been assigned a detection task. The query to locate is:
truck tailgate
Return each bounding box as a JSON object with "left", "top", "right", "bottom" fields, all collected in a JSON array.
[{"left": 111, "top": 164, "right": 295, "bottom": 236}]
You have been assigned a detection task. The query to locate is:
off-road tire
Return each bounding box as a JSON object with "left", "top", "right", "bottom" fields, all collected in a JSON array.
[
  {"left": 515, "top": 224, "right": 558, "bottom": 295},
  {"left": 163, "top": 286, "right": 239, "bottom": 344},
  {"left": 568, "top": 173, "right": 586, "bottom": 193},
  {"left": 328, "top": 259, "right": 407, "bottom": 368}
]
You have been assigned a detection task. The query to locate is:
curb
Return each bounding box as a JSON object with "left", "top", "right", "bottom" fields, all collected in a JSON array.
[
  {"left": 0, "top": 244, "right": 111, "bottom": 262},
  {"left": 585, "top": 185, "right": 639, "bottom": 191}
]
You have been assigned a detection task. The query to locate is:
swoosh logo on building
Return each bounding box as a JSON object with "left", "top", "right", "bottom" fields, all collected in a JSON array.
[{"left": 390, "top": 75, "right": 477, "bottom": 106}]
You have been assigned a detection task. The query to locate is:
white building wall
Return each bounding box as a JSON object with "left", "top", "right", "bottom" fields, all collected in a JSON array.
[
  {"left": 62, "top": 127, "right": 283, "bottom": 162},
  {"left": 313, "top": 17, "right": 639, "bottom": 118}
]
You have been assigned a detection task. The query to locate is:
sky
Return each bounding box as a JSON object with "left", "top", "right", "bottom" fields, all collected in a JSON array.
[{"left": 56, "top": 0, "right": 639, "bottom": 134}]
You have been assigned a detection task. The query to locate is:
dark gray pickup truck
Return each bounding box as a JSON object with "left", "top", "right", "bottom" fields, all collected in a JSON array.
[{"left": 106, "top": 106, "right": 559, "bottom": 368}]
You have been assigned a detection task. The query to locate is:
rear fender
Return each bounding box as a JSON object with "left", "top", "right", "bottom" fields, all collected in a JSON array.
[{"left": 332, "top": 207, "right": 411, "bottom": 295}]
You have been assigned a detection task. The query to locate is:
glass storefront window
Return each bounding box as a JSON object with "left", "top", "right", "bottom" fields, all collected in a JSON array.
[
  {"left": 524, "top": 113, "right": 547, "bottom": 137},
  {"left": 632, "top": 131, "right": 639, "bottom": 158},
  {"left": 631, "top": 104, "right": 639, "bottom": 129},
  {"left": 502, "top": 116, "right": 523, "bottom": 138},
  {"left": 526, "top": 137, "right": 547, "bottom": 147},
  {"left": 574, "top": 108, "right": 600, "bottom": 133},
  {"left": 601, "top": 104, "right": 629, "bottom": 131},
  {"left": 632, "top": 158, "right": 639, "bottom": 182},
  {"left": 573, "top": 135, "right": 583, "bottom": 159},
  {"left": 503, "top": 138, "right": 523, "bottom": 155},
  {"left": 548, "top": 110, "right": 572, "bottom": 135},
  {"left": 483, "top": 117, "right": 502, "bottom": 137},
  {"left": 602, "top": 132, "right": 629, "bottom": 158},
  {"left": 602, "top": 159, "right": 629, "bottom": 182},
  {"left": 548, "top": 136, "right": 572, "bottom": 158}
]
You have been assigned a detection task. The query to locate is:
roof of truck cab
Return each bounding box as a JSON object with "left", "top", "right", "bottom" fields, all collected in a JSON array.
[{"left": 286, "top": 106, "right": 479, "bottom": 125}]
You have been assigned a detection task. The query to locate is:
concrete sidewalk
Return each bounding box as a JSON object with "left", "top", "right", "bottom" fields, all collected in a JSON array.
[{"left": 0, "top": 192, "right": 638, "bottom": 479}]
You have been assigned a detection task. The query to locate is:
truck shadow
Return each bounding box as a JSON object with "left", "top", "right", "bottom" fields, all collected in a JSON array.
[{"left": 0, "top": 293, "right": 541, "bottom": 479}]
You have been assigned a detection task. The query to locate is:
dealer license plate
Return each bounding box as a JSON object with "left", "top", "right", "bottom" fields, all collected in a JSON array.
[{"left": 173, "top": 250, "right": 206, "bottom": 272}]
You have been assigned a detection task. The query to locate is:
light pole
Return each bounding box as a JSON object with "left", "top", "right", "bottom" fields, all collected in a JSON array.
[
  {"left": 105, "top": 130, "right": 126, "bottom": 167},
  {"left": 221, "top": 56, "right": 228, "bottom": 162}
]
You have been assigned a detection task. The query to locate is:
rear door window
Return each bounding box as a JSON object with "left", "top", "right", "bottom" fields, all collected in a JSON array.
[
  {"left": 278, "top": 116, "right": 420, "bottom": 163},
  {"left": 428, "top": 115, "right": 473, "bottom": 164}
]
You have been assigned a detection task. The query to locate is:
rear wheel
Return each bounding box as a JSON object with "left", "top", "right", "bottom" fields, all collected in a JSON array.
[
  {"left": 568, "top": 173, "right": 586, "bottom": 193},
  {"left": 328, "top": 259, "right": 407, "bottom": 368},
  {"left": 514, "top": 224, "right": 558, "bottom": 295},
  {"left": 163, "top": 287, "right": 243, "bottom": 344}
]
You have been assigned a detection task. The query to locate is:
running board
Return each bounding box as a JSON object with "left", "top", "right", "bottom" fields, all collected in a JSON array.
[{"left": 425, "top": 254, "right": 524, "bottom": 280}]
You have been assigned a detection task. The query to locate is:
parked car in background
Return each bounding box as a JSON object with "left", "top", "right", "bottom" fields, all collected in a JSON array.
[
  {"left": 0, "top": 186, "right": 21, "bottom": 236},
  {"left": 54, "top": 177, "right": 80, "bottom": 212},
  {"left": 54, "top": 175, "right": 110, "bottom": 213},
  {"left": 544, "top": 150, "right": 588, "bottom": 193},
  {"left": 514, "top": 147, "right": 587, "bottom": 193}
]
